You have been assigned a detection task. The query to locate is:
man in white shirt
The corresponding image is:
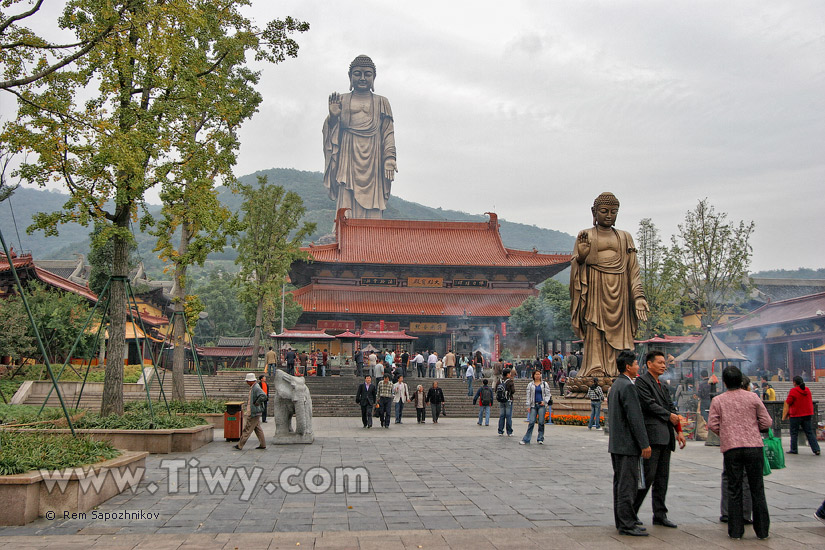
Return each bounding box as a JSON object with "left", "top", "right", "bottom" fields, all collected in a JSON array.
[
  {"left": 392, "top": 375, "right": 411, "bottom": 424},
  {"left": 414, "top": 352, "right": 425, "bottom": 377},
  {"left": 427, "top": 351, "right": 438, "bottom": 378},
  {"left": 465, "top": 362, "right": 475, "bottom": 396}
]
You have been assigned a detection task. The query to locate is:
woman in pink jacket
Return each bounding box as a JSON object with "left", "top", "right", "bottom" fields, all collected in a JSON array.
[{"left": 708, "top": 366, "right": 772, "bottom": 540}]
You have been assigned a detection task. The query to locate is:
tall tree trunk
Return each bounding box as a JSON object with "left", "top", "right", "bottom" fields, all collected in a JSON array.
[
  {"left": 250, "top": 298, "right": 263, "bottom": 372},
  {"left": 101, "top": 223, "right": 128, "bottom": 416},
  {"left": 171, "top": 222, "right": 191, "bottom": 401}
]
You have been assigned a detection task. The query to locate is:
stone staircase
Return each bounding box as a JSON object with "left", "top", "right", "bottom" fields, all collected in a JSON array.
[
  {"left": 21, "top": 370, "right": 566, "bottom": 418},
  {"left": 763, "top": 381, "right": 825, "bottom": 402}
]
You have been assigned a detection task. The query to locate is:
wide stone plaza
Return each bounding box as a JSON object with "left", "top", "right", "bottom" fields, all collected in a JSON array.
[{"left": 0, "top": 416, "right": 822, "bottom": 549}]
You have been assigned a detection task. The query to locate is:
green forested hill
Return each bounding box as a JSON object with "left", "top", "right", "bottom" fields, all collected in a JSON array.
[{"left": 2, "top": 168, "right": 573, "bottom": 278}]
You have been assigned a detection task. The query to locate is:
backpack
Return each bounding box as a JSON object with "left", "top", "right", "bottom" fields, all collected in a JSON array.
[
  {"left": 495, "top": 379, "right": 509, "bottom": 403},
  {"left": 480, "top": 386, "right": 494, "bottom": 406}
]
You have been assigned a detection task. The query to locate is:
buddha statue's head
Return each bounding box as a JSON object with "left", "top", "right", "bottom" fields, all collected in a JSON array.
[
  {"left": 591, "top": 192, "right": 620, "bottom": 228},
  {"left": 349, "top": 55, "right": 376, "bottom": 92}
]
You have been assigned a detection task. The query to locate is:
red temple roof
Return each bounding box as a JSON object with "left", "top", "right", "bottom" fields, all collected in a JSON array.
[
  {"left": 1, "top": 253, "right": 97, "bottom": 302},
  {"left": 303, "top": 210, "right": 571, "bottom": 268},
  {"left": 292, "top": 283, "right": 537, "bottom": 318}
]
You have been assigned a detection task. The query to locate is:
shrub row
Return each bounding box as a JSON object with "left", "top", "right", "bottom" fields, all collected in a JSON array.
[{"left": 0, "top": 432, "right": 120, "bottom": 475}]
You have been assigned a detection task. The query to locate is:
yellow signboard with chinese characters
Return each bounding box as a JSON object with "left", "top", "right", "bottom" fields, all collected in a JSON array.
[
  {"left": 407, "top": 277, "right": 443, "bottom": 288},
  {"left": 410, "top": 322, "right": 447, "bottom": 333}
]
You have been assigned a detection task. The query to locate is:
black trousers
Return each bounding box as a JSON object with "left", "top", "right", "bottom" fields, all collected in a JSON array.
[
  {"left": 379, "top": 397, "right": 392, "bottom": 427},
  {"left": 360, "top": 405, "right": 373, "bottom": 427},
  {"left": 612, "top": 453, "right": 642, "bottom": 531},
  {"left": 416, "top": 407, "right": 426, "bottom": 422},
  {"left": 633, "top": 444, "right": 671, "bottom": 521},
  {"left": 724, "top": 447, "right": 769, "bottom": 539}
]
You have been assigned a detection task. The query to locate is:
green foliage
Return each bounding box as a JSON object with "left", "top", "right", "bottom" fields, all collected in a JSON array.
[
  {"left": 0, "top": 294, "right": 36, "bottom": 365},
  {"left": 70, "top": 411, "right": 206, "bottom": 430},
  {"left": 234, "top": 176, "right": 315, "bottom": 354},
  {"left": 636, "top": 218, "right": 684, "bottom": 338},
  {"left": 192, "top": 268, "right": 250, "bottom": 345},
  {"left": 126, "top": 399, "right": 224, "bottom": 414},
  {"left": 243, "top": 283, "right": 304, "bottom": 333},
  {"left": 0, "top": 432, "right": 120, "bottom": 476},
  {"left": 87, "top": 221, "right": 137, "bottom": 299},
  {"left": 671, "top": 199, "right": 755, "bottom": 327},
  {"left": 2, "top": 0, "right": 308, "bottom": 417},
  {"left": 507, "top": 279, "right": 574, "bottom": 342},
  {"left": 0, "top": 404, "right": 79, "bottom": 425},
  {"left": 0, "top": 281, "right": 96, "bottom": 363}
]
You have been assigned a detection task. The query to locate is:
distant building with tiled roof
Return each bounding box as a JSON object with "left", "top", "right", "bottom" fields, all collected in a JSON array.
[
  {"left": 714, "top": 291, "right": 825, "bottom": 380},
  {"left": 288, "top": 210, "right": 571, "bottom": 357}
]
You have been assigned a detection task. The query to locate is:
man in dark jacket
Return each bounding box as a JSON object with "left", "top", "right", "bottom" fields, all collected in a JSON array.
[
  {"left": 355, "top": 375, "right": 378, "bottom": 428},
  {"left": 285, "top": 349, "right": 296, "bottom": 376},
  {"left": 608, "top": 351, "right": 651, "bottom": 536},
  {"left": 633, "top": 351, "right": 686, "bottom": 529},
  {"left": 497, "top": 368, "right": 516, "bottom": 436},
  {"left": 425, "top": 381, "right": 445, "bottom": 424}
]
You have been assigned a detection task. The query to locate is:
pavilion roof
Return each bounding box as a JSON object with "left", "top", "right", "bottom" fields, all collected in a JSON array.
[
  {"left": 302, "top": 210, "right": 571, "bottom": 268},
  {"left": 674, "top": 331, "right": 749, "bottom": 363},
  {"left": 291, "top": 283, "right": 536, "bottom": 318}
]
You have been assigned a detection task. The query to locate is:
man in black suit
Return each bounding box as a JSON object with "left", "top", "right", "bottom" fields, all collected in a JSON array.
[
  {"left": 633, "top": 351, "right": 686, "bottom": 528},
  {"left": 355, "top": 375, "right": 378, "bottom": 428},
  {"left": 609, "top": 350, "right": 652, "bottom": 537}
]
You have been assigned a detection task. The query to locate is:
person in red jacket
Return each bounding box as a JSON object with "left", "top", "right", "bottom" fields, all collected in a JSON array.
[{"left": 782, "top": 376, "right": 821, "bottom": 455}]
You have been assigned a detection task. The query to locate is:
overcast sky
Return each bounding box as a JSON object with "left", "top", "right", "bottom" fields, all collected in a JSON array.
[{"left": 7, "top": 1, "right": 825, "bottom": 273}]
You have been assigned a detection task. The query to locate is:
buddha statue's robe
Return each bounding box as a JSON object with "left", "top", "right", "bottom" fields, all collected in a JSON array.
[
  {"left": 323, "top": 92, "right": 395, "bottom": 219},
  {"left": 570, "top": 227, "right": 644, "bottom": 377}
]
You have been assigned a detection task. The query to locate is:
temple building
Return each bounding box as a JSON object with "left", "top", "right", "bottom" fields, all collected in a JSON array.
[{"left": 288, "top": 210, "right": 570, "bottom": 356}]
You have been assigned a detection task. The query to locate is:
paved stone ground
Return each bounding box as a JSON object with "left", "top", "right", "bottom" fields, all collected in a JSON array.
[{"left": 1, "top": 416, "right": 823, "bottom": 549}]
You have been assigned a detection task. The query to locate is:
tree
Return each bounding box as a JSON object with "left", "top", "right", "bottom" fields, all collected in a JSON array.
[
  {"left": 636, "top": 218, "right": 684, "bottom": 338},
  {"left": 671, "top": 199, "right": 755, "bottom": 327},
  {"left": 0, "top": 294, "right": 36, "bottom": 365},
  {"left": 150, "top": 1, "right": 270, "bottom": 399},
  {"left": 2, "top": 1, "right": 308, "bottom": 415},
  {"left": 0, "top": 281, "right": 95, "bottom": 364},
  {"left": 508, "top": 279, "right": 574, "bottom": 345},
  {"left": 243, "top": 284, "right": 303, "bottom": 335},
  {"left": 234, "top": 177, "right": 315, "bottom": 367},
  {"left": 0, "top": 0, "right": 131, "bottom": 90},
  {"left": 193, "top": 269, "right": 250, "bottom": 346}
]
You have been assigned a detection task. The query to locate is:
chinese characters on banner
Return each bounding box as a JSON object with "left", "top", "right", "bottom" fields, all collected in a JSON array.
[
  {"left": 316, "top": 320, "right": 356, "bottom": 331},
  {"left": 493, "top": 333, "right": 500, "bottom": 362},
  {"left": 409, "top": 322, "right": 447, "bottom": 333},
  {"left": 361, "top": 277, "right": 397, "bottom": 286},
  {"left": 362, "top": 321, "right": 400, "bottom": 331},
  {"left": 453, "top": 279, "right": 488, "bottom": 287},
  {"left": 407, "top": 277, "right": 443, "bottom": 288}
]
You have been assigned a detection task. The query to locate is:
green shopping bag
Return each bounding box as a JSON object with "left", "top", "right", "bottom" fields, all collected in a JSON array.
[
  {"left": 763, "top": 429, "right": 785, "bottom": 470},
  {"left": 762, "top": 448, "right": 771, "bottom": 476}
]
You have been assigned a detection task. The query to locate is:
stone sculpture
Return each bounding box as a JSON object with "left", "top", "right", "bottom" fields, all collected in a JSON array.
[
  {"left": 323, "top": 54, "right": 397, "bottom": 219},
  {"left": 271, "top": 370, "right": 314, "bottom": 444},
  {"left": 570, "top": 192, "right": 648, "bottom": 378}
]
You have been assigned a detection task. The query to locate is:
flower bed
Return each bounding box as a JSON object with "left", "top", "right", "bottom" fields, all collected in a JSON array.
[
  {"left": 0, "top": 431, "right": 120, "bottom": 476},
  {"left": 549, "top": 414, "right": 604, "bottom": 426}
]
